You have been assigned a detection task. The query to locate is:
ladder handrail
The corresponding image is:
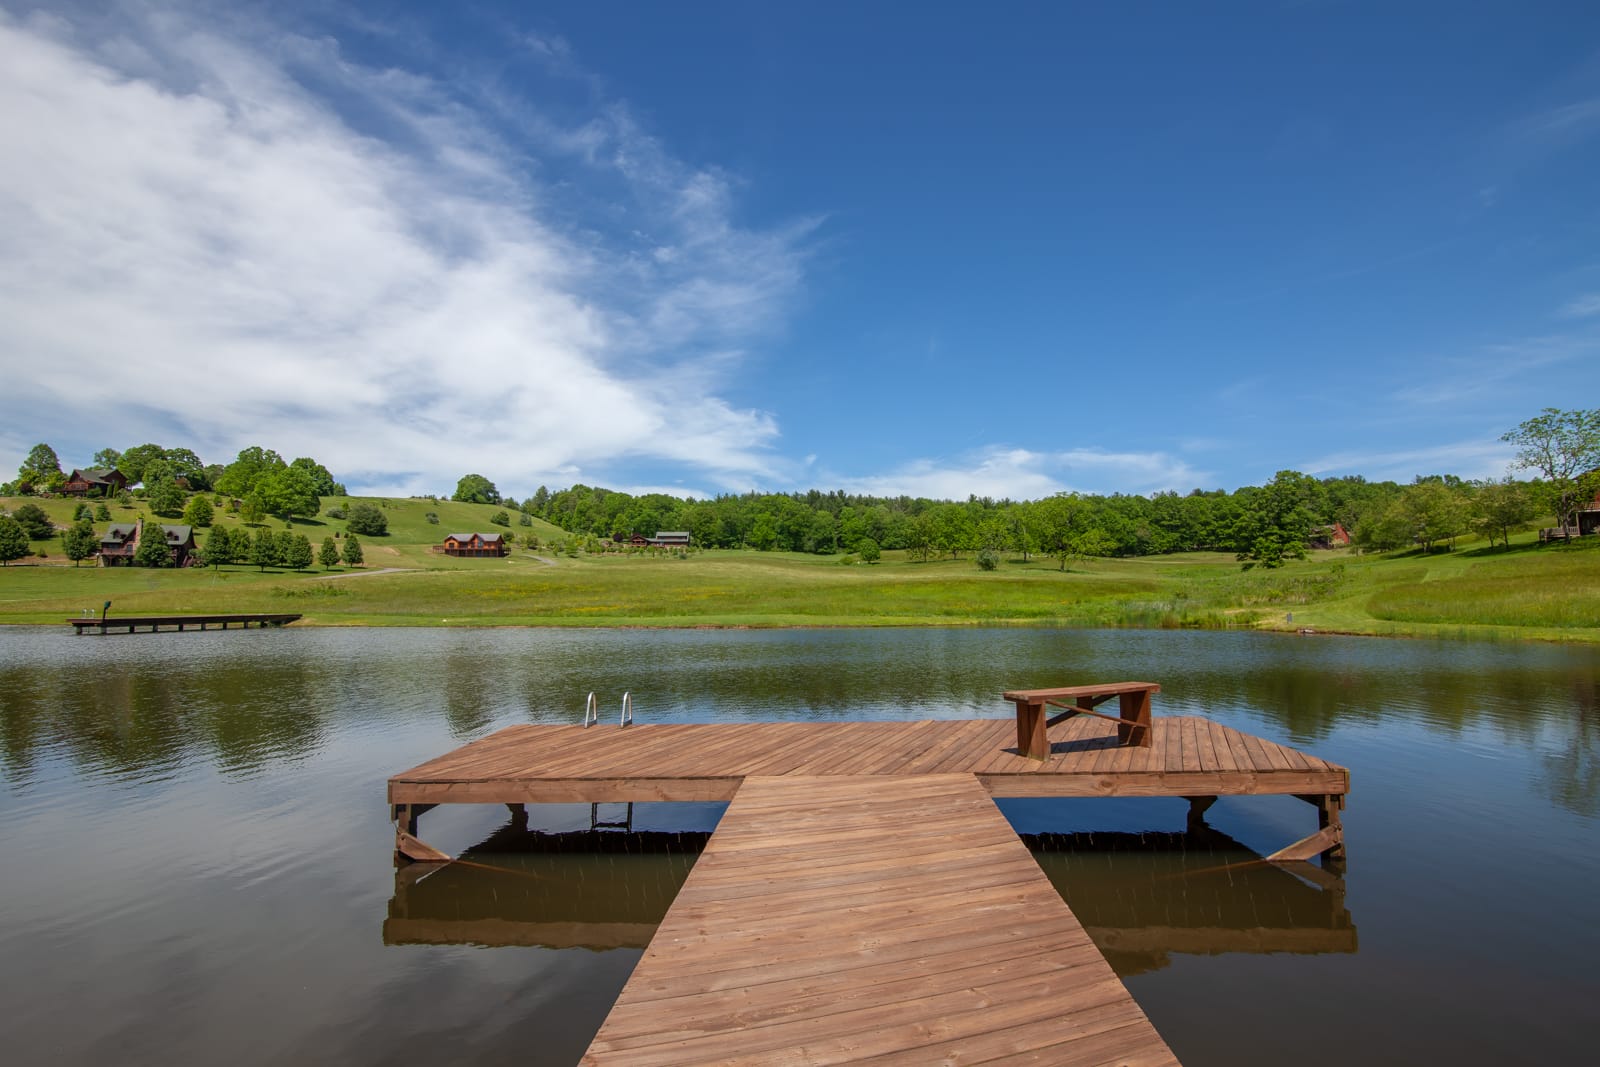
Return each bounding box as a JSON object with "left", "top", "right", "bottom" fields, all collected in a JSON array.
[
  {"left": 620, "top": 691, "right": 633, "bottom": 728},
  {"left": 583, "top": 691, "right": 598, "bottom": 728}
]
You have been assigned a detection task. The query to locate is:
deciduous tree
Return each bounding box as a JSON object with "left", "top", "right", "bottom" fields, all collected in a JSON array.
[
  {"left": 0, "top": 516, "right": 30, "bottom": 565},
  {"left": 453, "top": 473, "right": 500, "bottom": 505},
  {"left": 18, "top": 442, "right": 60, "bottom": 483},
  {"left": 62, "top": 520, "right": 96, "bottom": 566},
  {"left": 319, "top": 536, "right": 340, "bottom": 569},
  {"left": 1502, "top": 408, "right": 1600, "bottom": 534},
  {"left": 204, "top": 525, "right": 235, "bottom": 568},
  {"left": 183, "top": 494, "right": 214, "bottom": 528},
  {"left": 282, "top": 532, "right": 314, "bottom": 571},
  {"left": 135, "top": 527, "right": 172, "bottom": 568},
  {"left": 341, "top": 533, "right": 364, "bottom": 566}
]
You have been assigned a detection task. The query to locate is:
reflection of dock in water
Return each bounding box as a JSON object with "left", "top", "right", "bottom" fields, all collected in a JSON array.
[
  {"left": 386, "top": 825, "right": 1356, "bottom": 981},
  {"left": 383, "top": 830, "right": 707, "bottom": 951},
  {"left": 1025, "top": 829, "right": 1357, "bottom": 976}
]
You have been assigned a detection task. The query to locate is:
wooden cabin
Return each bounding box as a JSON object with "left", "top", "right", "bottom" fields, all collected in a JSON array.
[
  {"left": 647, "top": 531, "right": 691, "bottom": 547},
  {"left": 442, "top": 533, "right": 508, "bottom": 558},
  {"left": 63, "top": 468, "right": 128, "bottom": 497},
  {"left": 99, "top": 518, "right": 196, "bottom": 567}
]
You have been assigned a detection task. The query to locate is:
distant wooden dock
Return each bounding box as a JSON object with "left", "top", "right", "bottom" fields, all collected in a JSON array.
[
  {"left": 68, "top": 612, "right": 301, "bottom": 635},
  {"left": 388, "top": 704, "right": 1349, "bottom": 1064}
]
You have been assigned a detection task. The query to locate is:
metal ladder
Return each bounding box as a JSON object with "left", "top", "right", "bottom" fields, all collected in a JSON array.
[
  {"left": 583, "top": 691, "right": 635, "bottom": 829},
  {"left": 582, "top": 691, "right": 634, "bottom": 728}
]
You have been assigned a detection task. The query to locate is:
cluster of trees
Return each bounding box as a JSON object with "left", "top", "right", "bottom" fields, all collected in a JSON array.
[
  {"left": 503, "top": 409, "right": 1595, "bottom": 567},
  {"left": 5, "top": 442, "right": 346, "bottom": 526},
  {"left": 197, "top": 526, "right": 363, "bottom": 571}
]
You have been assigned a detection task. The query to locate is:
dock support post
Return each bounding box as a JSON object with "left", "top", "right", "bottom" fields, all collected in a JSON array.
[{"left": 1184, "top": 795, "right": 1217, "bottom": 832}]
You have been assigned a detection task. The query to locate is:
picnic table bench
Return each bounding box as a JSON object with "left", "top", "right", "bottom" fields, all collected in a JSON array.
[{"left": 1003, "top": 682, "right": 1161, "bottom": 760}]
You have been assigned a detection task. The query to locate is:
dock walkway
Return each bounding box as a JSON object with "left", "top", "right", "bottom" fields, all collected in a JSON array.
[{"left": 585, "top": 774, "right": 1178, "bottom": 1066}]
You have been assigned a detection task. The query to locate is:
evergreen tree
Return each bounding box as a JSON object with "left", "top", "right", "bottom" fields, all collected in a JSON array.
[
  {"left": 318, "top": 536, "right": 341, "bottom": 569},
  {"left": 0, "top": 516, "right": 29, "bottom": 565},
  {"left": 341, "top": 533, "right": 364, "bottom": 566},
  {"left": 94, "top": 502, "right": 112, "bottom": 521}
]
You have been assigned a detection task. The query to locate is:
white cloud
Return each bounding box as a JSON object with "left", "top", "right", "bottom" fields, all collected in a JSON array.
[
  {"left": 0, "top": 6, "right": 812, "bottom": 493},
  {"left": 828, "top": 446, "right": 1209, "bottom": 501}
]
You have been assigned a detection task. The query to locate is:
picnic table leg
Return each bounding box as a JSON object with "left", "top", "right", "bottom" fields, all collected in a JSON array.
[
  {"left": 1015, "top": 700, "right": 1049, "bottom": 760},
  {"left": 1119, "top": 689, "right": 1153, "bottom": 748}
]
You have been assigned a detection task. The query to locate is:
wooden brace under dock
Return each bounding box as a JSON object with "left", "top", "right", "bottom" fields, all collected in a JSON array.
[{"left": 388, "top": 707, "right": 1349, "bottom": 1064}]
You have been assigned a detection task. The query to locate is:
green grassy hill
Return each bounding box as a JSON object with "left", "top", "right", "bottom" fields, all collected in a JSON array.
[{"left": 2, "top": 492, "right": 1596, "bottom": 641}]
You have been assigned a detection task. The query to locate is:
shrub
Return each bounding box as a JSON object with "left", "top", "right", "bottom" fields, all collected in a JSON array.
[
  {"left": 976, "top": 547, "right": 1000, "bottom": 571},
  {"left": 345, "top": 502, "right": 388, "bottom": 536},
  {"left": 491, "top": 510, "right": 511, "bottom": 527},
  {"left": 325, "top": 504, "right": 347, "bottom": 520},
  {"left": 425, "top": 512, "right": 439, "bottom": 524},
  {"left": 857, "top": 538, "right": 881, "bottom": 564}
]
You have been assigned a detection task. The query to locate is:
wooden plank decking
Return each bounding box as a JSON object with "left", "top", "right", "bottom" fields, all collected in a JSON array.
[
  {"left": 583, "top": 774, "right": 1179, "bottom": 1066},
  {"left": 388, "top": 715, "right": 1349, "bottom": 807}
]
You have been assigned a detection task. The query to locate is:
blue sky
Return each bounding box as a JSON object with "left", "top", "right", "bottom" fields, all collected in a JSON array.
[{"left": 1, "top": 1, "right": 1597, "bottom": 500}]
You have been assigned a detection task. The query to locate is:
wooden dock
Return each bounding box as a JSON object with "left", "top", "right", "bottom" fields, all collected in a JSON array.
[
  {"left": 68, "top": 612, "right": 301, "bottom": 635},
  {"left": 388, "top": 708, "right": 1349, "bottom": 1064}
]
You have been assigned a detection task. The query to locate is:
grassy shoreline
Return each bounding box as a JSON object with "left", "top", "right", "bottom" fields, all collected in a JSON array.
[{"left": 4, "top": 494, "right": 1597, "bottom": 643}]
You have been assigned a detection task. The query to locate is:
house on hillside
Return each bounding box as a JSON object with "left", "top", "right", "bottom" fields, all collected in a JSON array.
[
  {"left": 63, "top": 468, "right": 128, "bottom": 497},
  {"left": 442, "top": 532, "right": 508, "bottom": 558},
  {"left": 99, "top": 517, "right": 196, "bottom": 566},
  {"left": 1578, "top": 486, "right": 1600, "bottom": 537},
  {"left": 647, "top": 531, "right": 691, "bottom": 547}
]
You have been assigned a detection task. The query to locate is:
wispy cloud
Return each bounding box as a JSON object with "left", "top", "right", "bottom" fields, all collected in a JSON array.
[
  {"left": 0, "top": 5, "right": 814, "bottom": 494},
  {"left": 1300, "top": 440, "right": 1517, "bottom": 483},
  {"left": 1561, "top": 293, "right": 1600, "bottom": 318},
  {"left": 826, "top": 446, "right": 1210, "bottom": 501}
]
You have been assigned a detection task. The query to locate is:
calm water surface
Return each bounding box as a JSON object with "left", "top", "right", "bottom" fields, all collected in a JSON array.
[{"left": 2, "top": 626, "right": 1597, "bottom": 1065}]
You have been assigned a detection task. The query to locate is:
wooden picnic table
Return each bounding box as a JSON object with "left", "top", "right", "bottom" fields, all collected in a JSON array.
[{"left": 1003, "top": 682, "right": 1161, "bottom": 759}]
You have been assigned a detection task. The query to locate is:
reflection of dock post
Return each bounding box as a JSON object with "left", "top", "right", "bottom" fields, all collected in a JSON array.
[
  {"left": 506, "top": 803, "right": 529, "bottom": 829},
  {"left": 1184, "top": 795, "right": 1217, "bottom": 832}
]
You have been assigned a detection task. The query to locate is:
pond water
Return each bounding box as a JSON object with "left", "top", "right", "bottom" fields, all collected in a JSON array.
[{"left": 2, "top": 626, "right": 1597, "bottom": 1065}]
